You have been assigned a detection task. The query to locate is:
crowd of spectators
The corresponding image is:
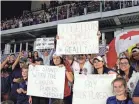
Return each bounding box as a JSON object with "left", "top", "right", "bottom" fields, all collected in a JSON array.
[
  {"left": 1, "top": 1, "right": 139, "bottom": 31},
  {"left": 1, "top": 34, "right": 139, "bottom": 104},
  {"left": 103, "top": 1, "right": 139, "bottom": 11}
]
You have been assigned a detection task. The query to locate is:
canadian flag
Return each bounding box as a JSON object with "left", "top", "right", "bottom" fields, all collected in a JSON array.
[{"left": 107, "top": 30, "right": 139, "bottom": 69}]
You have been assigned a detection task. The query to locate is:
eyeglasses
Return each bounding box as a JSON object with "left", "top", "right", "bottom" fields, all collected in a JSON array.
[{"left": 119, "top": 62, "right": 129, "bottom": 65}]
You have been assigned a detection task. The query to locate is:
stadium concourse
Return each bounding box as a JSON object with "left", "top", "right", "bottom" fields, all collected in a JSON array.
[{"left": 1, "top": 1, "right": 139, "bottom": 104}]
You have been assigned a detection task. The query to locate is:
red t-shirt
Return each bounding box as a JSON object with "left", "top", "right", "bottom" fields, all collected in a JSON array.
[{"left": 64, "top": 60, "right": 72, "bottom": 97}]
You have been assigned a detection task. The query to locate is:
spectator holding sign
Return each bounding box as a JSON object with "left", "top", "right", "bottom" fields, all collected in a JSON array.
[
  {"left": 51, "top": 52, "right": 73, "bottom": 104},
  {"left": 35, "top": 37, "right": 55, "bottom": 65},
  {"left": 107, "top": 77, "right": 133, "bottom": 104},
  {"left": 38, "top": 49, "right": 54, "bottom": 65},
  {"left": 29, "top": 57, "right": 49, "bottom": 104},
  {"left": 55, "top": 36, "right": 93, "bottom": 75}
]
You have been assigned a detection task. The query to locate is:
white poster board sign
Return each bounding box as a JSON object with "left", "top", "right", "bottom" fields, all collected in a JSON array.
[
  {"left": 72, "top": 74, "right": 116, "bottom": 104},
  {"left": 35, "top": 37, "right": 54, "bottom": 50},
  {"left": 27, "top": 65, "right": 65, "bottom": 99},
  {"left": 56, "top": 21, "right": 99, "bottom": 54}
]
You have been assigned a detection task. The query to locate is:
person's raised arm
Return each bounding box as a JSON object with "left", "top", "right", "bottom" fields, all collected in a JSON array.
[
  {"left": 12, "top": 52, "right": 22, "bottom": 70},
  {"left": 1, "top": 56, "right": 10, "bottom": 70},
  {"left": 48, "top": 49, "right": 55, "bottom": 61},
  {"left": 88, "top": 31, "right": 102, "bottom": 65},
  {"left": 37, "top": 50, "right": 43, "bottom": 59},
  {"left": 97, "top": 31, "right": 101, "bottom": 40}
]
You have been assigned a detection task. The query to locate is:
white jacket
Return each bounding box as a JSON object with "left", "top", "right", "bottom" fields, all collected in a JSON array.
[
  {"left": 72, "top": 60, "right": 94, "bottom": 75},
  {"left": 127, "top": 72, "right": 139, "bottom": 97}
]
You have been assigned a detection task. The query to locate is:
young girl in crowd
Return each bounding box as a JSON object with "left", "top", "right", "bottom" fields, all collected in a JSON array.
[
  {"left": 1, "top": 61, "right": 11, "bottom": 101},
  {"left": 1, "top": 54, "right": 16, "bottom": 71},
  {"left": 16, "top": 65, "right": 29, "bottom": 104},
  {"left": 27, "top": 51, "right": 33, "bottom": 64},
  {"left": 118, "top": 57, "right": 136, "bottom": 82},
  {"left": 107, "top": 77, "right": 133, "bottom": 104},
  {"left": 93, "top": 56, "right": 116, "bottom": 74},
  {"left": 32, "top": 51, "right": 39, "bottom": 63},
  {"left": 51, "top": 52, "right": 73, "bottom": 104}
]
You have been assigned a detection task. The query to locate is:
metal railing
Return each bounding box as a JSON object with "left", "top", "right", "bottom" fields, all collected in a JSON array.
[
  {"left": 1, "top": 1, "right": 139, "bottom": 31},
  {"left": 47, "top": 1, "right": 139, "bottom": 22}
]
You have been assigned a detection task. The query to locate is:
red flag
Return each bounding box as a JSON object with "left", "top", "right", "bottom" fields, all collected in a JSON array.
[
  {"left": 107, "top": 30, "right": 139, "bottom": 68},
  {"left": 106, "top": 38, "right": 117, "bottom": 69}
]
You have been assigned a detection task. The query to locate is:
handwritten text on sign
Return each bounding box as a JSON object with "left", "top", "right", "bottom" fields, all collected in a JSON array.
[
  {"left": 27, "top": 65, "right": 65, "bottom": 99},
  {"left": 56, "top": 21, "right": 99, "bottom": 54},
  {"left": 35, "top": 37, "right": 54, "bottom": 50},
  {"left": 72, "top": 74, "right": 116, "bottom": 104}
]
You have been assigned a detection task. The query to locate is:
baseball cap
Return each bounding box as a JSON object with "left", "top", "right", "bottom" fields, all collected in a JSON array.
[
  {"left": 93, "top": 56, "right": 103, "bottom": 62},
  {"left": 19, "top": 57, "right": 27, "bottom": 63},
  {"left": 132, "top": 47, "right": 139, "bottom": 53},
  {"left": 52, "top": 52, "right": 62, "bottom": 58}
]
